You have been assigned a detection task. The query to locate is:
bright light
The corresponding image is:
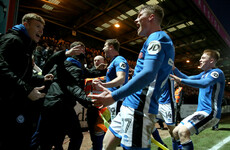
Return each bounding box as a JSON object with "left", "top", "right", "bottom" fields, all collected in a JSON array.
[
  {"left": 114, "top": 23, "right": 120, "bottom": 28},
  {"left": 186, "top": 60, "right": 190, "bottom": 63},
  {"left": 42, "top": 4, "right": 53, "bottom": 10},
  {"left": 48, "top": 0, "right": 60, "bottom": 5}
]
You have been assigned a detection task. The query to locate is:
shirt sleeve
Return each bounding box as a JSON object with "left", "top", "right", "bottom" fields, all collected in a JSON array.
[
  {"left": 115, "top": 57, "right": 128, "bottom": 73},
  {"left": 112, "top": 58, "right": 162, "bottom": 101},
  {"left": 181, "top": 70, "right": 221, "bottom": 88},
  {"left": 173, "top": 67, "right": 203, "bottom": 79},
  {"left": 181, "top": 78, "right": 214, "bottom": 88}
]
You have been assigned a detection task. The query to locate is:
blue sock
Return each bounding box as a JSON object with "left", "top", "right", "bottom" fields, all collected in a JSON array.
[
  {"left": 92, "top": 133, "right": 105, "bottom": 150},
  {"left": 172, "top": 138, "right": 179, "bottom": 150},
  {"left": 152, "top": 129, "right": 164, "bottom": 145},
  {"left": 181, "top": 140, "right": 194, "bottom": 150}
]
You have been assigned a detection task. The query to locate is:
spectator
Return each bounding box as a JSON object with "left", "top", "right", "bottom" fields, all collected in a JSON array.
[
  {"left": 33, "top": 45, "right": 45, "bottom": 69},
  {"left": 87, "top": 55, "right": 107, "bottom": 150},
  {"left": 39, "top": 41, "right": 92, "bottom": 149},
  {"left": 0, "top": 13, "right": 53, "bottom": 150}
]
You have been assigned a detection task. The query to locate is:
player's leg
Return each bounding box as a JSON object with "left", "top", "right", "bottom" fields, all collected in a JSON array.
[
  {"left": 175, "top": 111, "right": 211, "bottom": 150},
  {"left": 154, "top": 109, "right": 167, "bottom": 148},
  {"left": 119, "top": 106, "right": 156, "bottom": 150},
  {"left": 167, "top": 125, "right": 180, "bottom": 150},
  {"left": 160, "top": 103, "right": 179, "bottom": 150},
  {"left": 103, "top": 108, "right": 122, "bottom": 150},
  {"left": 178, "top": 126, "right": 192, "bottom": 143},
  {"left": 103, "top": 129, "right": 121, "bottom": 150},
  {"left": 152, "top": 127, "right": 165, "bottom": 146}
]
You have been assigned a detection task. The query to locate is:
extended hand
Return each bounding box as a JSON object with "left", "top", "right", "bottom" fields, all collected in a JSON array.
[
  {"left": 92, "top": 79, "right": 103, "bottom": 91},
  {"left": 28, "top": 86, "right": 46, "bottom": 101},
  {"left": 88, "top": 84, "right": 115, "bottom": 108},
  {"left": 170, "top": 74, "right": 181, "bottom": 83},
  {"left": 44, "top": 73, "right": 54, "bottom": 81},
  {"left": 65, "top": 45, "right": 85, "bottom": 56},
  {"left": 96, "top": 63, "right": 108, "bottom": 70}
]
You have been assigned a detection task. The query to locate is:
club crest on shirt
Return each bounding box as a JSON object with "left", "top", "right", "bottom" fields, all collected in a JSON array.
[
  {"left": 147, "top": 40, "right": 161, "bottom": 55},
  {"left": 211, "top": 71, "right": 219, "bottom": 78},
  {"left": 120, "top": 62, "right": 126, "bottom": 69},
  {"left": 16, "top": 114, "right": 25, "bottom": 124}
]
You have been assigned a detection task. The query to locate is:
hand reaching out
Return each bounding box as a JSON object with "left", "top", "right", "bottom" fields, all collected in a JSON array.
[
  {"left": 44, "top": 74, "right": 54, "bottom": 81},
  {"left": 88, "top": 84, "right": 115, "bottom": 109},
  {"left": 96, "top": 63, "right": 108, "bottom": 70},
  {"left": 65, "top": 45, "right": 85, "bottom": 57},
  {"left": 170, "top": 74, "right": 181, "bottom": 83},
  {"left": 28, "top": 86, "right": 46, "bottom": 101},
  {"left": 92, "top": 79, "right": 103, "bottom": 91}
]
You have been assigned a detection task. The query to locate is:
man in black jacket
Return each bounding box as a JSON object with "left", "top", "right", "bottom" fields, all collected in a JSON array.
[
  {"left": 0, "top": 13, "right": 53, "bottom": 150},
  {"left": 39, "top": 41, "right": 101, "bottom": 150}
]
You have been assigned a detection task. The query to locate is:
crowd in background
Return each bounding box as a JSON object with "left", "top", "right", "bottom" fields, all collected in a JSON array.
[{"left": 34, "top": 36, "right": 136, "bottom": 71}]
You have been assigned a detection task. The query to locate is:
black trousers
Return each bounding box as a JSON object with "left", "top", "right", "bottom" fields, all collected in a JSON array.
[{"left": 40, "top": 102, "right": 83, "bottom": 150}]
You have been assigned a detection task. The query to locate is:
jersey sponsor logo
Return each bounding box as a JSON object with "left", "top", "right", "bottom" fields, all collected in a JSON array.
[
  {"left": 16, "top": 114, "right": 25, "bottom": 124},
  {"left": 211, "top": 71, "right": 219, "bottom": 78},
  {"left": 147, "top": 40, "right": 161, "bottom": 55},
  {"left": 119, "top": 62, "right": 127, "bottom": 69}
]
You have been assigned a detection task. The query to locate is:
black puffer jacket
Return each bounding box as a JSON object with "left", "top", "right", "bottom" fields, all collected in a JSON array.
[
  {"left": 42, "top": 51, "right": 93, "bottom": 109},
  {"left": 0, "top": 29, "right": 44, "bottom": 111}
]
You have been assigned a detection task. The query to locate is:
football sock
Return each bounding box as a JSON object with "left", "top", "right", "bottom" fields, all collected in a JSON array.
[
  {"left": 181, "top": 140, "right": 194, "bottom": 150},
  {"left": 152, "top": 129, "right": 165, "bottom": 145},
  {"left": 172, "top": 138, "right": 179, "bottom": 150}
]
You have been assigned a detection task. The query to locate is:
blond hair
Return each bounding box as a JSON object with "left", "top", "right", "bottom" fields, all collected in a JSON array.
[
  {"left": 203, "top": 49, "right": 220, "bottom": 62},
  {"left": 22, "top": 13, "right": 45, "bottom": 25},
  {"left": 139, "top": 5, "right": 164, "bottom": 24}
]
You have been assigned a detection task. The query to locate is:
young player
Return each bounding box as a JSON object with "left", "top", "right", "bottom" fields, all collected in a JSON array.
[{"left": 171, "top": 49, "right": 225, "bottom": 150}]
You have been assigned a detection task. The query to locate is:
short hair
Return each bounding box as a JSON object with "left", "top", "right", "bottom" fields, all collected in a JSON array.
[
  {"left": 139, "top": 5, "right": 164, "bottom": 24},
  {"left": 203, "top": 49, "right": 220, "bottom": 62},
  {"left": 70, "top": 41, "right": 85, "bottom": 48},
  {"left": 22, "top": 13, "right": 45, "bottom": 25},
  {"left": 105, "top": 39, "right": 120, "bottom": 52}
]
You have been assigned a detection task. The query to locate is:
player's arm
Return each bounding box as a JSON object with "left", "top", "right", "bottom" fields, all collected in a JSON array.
[
  {"left": 102, "top": 71, "right": 126, "bottom": 88},
  {"left": 173, "top": 67, "right": 202, "bottom": 80},
  {"left": 181, "top": 77, "right": 216, "bottom": 88},
  {"left": 171, "top": 74, "right": 217, "bottom": 88},
  {"left": 112, "top": 58, "right": 162, "bottom": 101}
]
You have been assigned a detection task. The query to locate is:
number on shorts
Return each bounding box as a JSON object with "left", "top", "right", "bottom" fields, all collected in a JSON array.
[{"left": 122, "top": 118, "right": 132, "bottom": 133}]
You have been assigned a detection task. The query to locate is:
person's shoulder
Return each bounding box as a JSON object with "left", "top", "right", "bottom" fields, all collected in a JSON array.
[
  {"left": 209, "top": 68, "right": 225, "bottom": 79},
  {"left": 212, "top": 68, "right": 224, "bottom": 74},
  {"left": 117, "top": 56, "right": 128, "bottom": 62},
  {"left": 1, "top": 30, "right": 16, "bottom": 40}
]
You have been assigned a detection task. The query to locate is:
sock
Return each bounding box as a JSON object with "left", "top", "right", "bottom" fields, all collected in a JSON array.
[
  {"left": 92, "top": 132, "right": 105, "bottom": 150},
  {"left": 152, "top": 129, "right": 164, "bottom": 145},
  {"left": 181, "top": 140, "right": 194, "bottom": 150},
  {"left": 176, "top": 140, "right": 182, "bottom": 150},
  {"left": 172, "top": 138, "right": 179, "bottom": 150}
]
